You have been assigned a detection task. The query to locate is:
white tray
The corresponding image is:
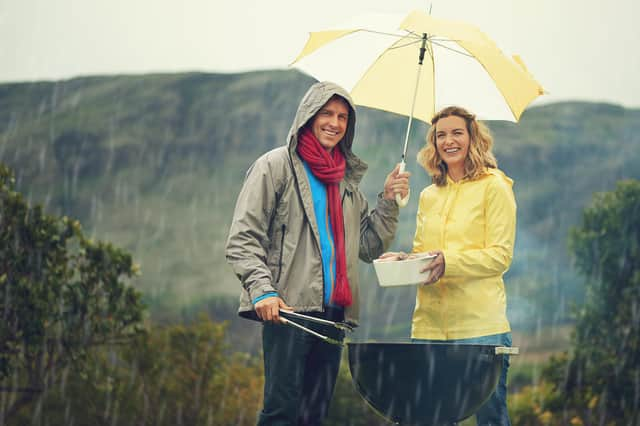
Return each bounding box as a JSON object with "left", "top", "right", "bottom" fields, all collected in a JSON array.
[{"left": 373, "top": 254, "right": 437, "bottom": 287}]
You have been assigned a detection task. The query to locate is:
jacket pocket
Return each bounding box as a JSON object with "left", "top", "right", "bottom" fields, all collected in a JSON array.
[{"left": 275, "top": 224, "right": 286, "bottom": 283}]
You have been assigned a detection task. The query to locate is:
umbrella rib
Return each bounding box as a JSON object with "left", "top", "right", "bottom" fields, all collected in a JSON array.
[
  {"left": 427, "top": 38, "right": 436, "bottom": 119},
  {"left": 360, "top": 29, "right": 421, "bottom": 39},
  {"left": 429, "top": 40, "right": 475, "bottom": 58},
  {"left": 426, "top": 39, "right": 435, "bottom": 62},
  {"left": 430, "top": 37, "right": 465, "bottom": 42},
  {"left": 388, "top": 39, "right": 423, "bottom": 50},
  {"left": 405, "top": 32, "right": 474, "bottom": 58}
]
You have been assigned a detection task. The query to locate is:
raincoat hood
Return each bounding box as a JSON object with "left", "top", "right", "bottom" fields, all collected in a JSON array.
[
  {"left": 444, "top": 167, "right": 514, "bottom": 188},
  {"left": 287, "top": 81, "right": 366, "bottom": 183},
  {"left": 487, "top": 167, "right": 513, "bottom": 187}
]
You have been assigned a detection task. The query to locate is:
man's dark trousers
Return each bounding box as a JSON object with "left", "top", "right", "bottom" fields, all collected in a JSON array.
[{"left": 257, "top": 307, "right": 345, "bottom": 426}]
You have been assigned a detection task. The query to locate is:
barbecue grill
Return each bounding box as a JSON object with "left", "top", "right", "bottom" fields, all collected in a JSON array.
[{"left": 280, "top": 310, "right": 518, "bottom": 425}]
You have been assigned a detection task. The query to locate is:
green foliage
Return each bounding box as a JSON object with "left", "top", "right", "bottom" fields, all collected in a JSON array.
[
  {"left": 562, "top": 179, "right": 640, "bottom": 422},
  {"left": 0, "top": 163, "right": 145, "bottom": 420},
  {"left": 510, "top": 180, "right": 640, "bottom": 425},
  {"left": 6, "top": 315, "right": 264, "bottom": 426},
  {"left": 2, "top": 310, "right": 401, "bottom": 426},
  {"left": 508, "top": 379, "right": 569, "bottom": 426}
]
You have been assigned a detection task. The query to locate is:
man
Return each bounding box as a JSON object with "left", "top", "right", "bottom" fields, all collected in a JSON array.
[{"left": 225, "top": 81, "right": 409, "bottom": 425}]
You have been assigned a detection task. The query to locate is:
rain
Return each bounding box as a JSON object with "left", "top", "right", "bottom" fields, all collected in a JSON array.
[{"left": 2, "top": 1, "right": 640, "bottom": 425}]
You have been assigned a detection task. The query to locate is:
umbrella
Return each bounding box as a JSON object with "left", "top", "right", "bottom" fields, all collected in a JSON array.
[{"left": 291, "top": 10, "right": 545, "bottom": 205}]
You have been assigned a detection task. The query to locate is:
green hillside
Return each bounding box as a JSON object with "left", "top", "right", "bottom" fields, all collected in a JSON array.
[{"left": 1, "top": 70, "right": 639, "bottom": 337}]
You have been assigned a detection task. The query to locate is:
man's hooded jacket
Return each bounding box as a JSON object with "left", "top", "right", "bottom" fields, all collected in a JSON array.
[{"left": 225, "top": 81, "right": 399, "bottom": 325}]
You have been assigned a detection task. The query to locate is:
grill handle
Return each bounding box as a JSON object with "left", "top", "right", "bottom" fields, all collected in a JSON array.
[{"left": 495, "top": 346, "right": 519, "bottom": 355}]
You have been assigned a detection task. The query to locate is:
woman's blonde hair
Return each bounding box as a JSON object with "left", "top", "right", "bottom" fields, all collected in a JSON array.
[{"left": 417, "top": 106, "right": 497, "bottom": 186}]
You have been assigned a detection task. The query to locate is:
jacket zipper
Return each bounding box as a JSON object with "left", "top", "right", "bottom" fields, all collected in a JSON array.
[
  {"left": 342, "top": 189, "right": 348, "bottom": 205},
  {"left": 276, "top": 224, "right": 286, "bottom": 283}
]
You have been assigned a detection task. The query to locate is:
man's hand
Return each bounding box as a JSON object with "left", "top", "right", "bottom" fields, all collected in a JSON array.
[
  {"left": 420, "top": 250, "right": 445, "bottom": 286},
  {"left": 255, "top": 296, "right": 293, "bottom": 323},
  {"left": 383, "top": 163, "right": 411, "bottom": 201}
]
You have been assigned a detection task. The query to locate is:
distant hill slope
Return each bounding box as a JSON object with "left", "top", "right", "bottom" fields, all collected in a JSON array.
[{"left": 1, "top": 70, "right": 639, "bottom": 333}]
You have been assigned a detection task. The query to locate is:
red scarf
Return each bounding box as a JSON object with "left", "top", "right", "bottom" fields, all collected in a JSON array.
[{"left": 297, "top": 127, "right": 352, "bottom": 307}]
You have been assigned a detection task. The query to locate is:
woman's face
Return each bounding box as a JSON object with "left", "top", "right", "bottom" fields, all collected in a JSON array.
[{"left": 435, "top": 115, "right": 470, "bottom": 173}]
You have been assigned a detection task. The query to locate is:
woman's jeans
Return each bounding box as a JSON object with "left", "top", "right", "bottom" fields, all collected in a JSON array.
[
  {"left": 258, "top": 307, "right": 345, "bottom": 426},
  {"left": 414, "top": 332, "right": 512, "bottom": 426}
]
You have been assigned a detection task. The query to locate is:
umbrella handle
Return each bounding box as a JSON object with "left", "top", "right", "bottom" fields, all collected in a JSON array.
[{"left": 395, "top": 161, "right": 410, "bottom": 207}]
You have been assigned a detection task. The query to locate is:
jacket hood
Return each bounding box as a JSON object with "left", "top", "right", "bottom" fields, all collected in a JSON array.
[
  {"left": 286, "top": 82, "right": 367, "bottom": 184},
  {"left": 287, "top": 81, "right": 356, "bottom": 152},
  {"left": 487, "top": 167, "right": 514, "bottom": 187}
]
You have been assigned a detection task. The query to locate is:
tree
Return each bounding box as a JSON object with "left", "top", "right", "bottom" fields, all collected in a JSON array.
[
  {"left": 540, "top": 179, "right": 640, "bottom": 424},
  {"left": 6, "top": 316, "right": 265, "bottom": 426},
  {"left": 0, "top": 163, "right": 145, "bottom": 422}
]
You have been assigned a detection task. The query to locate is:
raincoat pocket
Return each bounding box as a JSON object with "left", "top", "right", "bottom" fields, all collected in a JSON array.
[
  {"left": 267, "top": 212, "right": 288, "bottom": 285},
  {"left": 275, "top": 224, "right": 286, "bottom": 283}
]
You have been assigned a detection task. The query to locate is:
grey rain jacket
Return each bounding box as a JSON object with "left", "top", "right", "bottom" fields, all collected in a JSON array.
[{"left": 225, "top": 81, "right": 399, "bottom": 325}]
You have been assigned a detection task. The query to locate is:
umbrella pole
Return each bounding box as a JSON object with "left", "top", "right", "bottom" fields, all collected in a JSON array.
[{"left": 396, "top": 33, "right": 428, "bottom": 207}]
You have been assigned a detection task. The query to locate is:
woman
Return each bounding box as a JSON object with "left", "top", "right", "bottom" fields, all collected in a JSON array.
[{"left": 381, "top": 106, "right": 516, "bottom": 425}]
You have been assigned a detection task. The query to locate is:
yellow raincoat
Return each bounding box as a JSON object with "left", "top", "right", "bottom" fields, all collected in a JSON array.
[{"left": 411, "top": 168, "right": 516, "bottom": 340}]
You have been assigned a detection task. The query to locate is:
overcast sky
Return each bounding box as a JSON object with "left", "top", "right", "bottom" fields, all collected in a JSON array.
[{"left": 1, "top": 0, "right": 639, "bottom": 107}]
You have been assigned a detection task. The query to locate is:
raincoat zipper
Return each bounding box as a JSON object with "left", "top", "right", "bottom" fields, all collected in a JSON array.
[
  {"left": 276, "top": 224, "right": 286, "bottom": 283},
  {"left": 440, "top": 182, "right": 460, "bottom": 339}
]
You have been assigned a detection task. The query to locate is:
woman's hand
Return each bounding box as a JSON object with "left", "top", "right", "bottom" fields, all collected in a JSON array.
[
  {"left": 377, "top": 251, "right": 409, "bottom": 262},
  {"left": 420, "top": 250, "right": 445, "bottom": 285}
]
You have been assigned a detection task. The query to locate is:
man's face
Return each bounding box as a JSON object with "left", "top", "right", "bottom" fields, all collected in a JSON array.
[{"left": 310, "top": 97, "right": 349, "bottom": 152}]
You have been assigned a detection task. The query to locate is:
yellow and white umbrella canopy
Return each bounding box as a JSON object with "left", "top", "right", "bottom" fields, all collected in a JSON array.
[{"left": 291, "top": 10, "right": 545, "bottom": 124}]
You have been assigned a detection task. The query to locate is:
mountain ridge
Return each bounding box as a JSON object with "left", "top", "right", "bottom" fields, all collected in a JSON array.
[{"left": 2, "top": 69, "right": 639, "bottom": 333}]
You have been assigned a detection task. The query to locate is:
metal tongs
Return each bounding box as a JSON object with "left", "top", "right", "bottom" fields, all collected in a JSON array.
[{"left": 279, "top": 309, "right": 354, "bottom": 346}]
